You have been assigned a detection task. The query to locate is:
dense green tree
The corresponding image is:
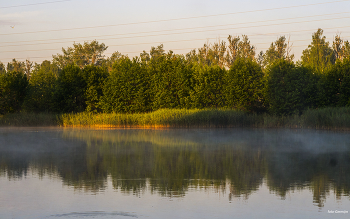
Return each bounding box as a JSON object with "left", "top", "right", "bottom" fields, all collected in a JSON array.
[
  {"left": 301, "top": 29, "right": 335, "bottom": 73},
  {"left": 190, "top": 65, "right": 226, "bottom": 108},
  {"left": 149, "top": 53, "right": 193, "bottom": 110},
  {"left": 82, "top": 65, "right": 108, "bottom": 112},
  {"left": 265, "top": 59, "right": 318, "bottom": 115},
  {"left": 53, "top": 40, "right": 108, "bottom": 69},
  {"left": 0, "top": 71, "right": 28, "bottom": 114},
  {"left": 225, "top": 58, "right": 264, "bottom": 112},
  {"left": 100, "top": 57, "right": 151, "bottom": 113},
  {"left": 53, "top": 64, "right": 86, "bottom": 113},
  {"left": 22, "top": 61, "right": 60, "bottom": 112},
  {"left": 318, "top": 58, "right": 350, "bottom": 107}
]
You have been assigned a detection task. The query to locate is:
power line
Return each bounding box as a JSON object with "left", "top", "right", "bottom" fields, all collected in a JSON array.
[
  {"left": 2, "top": 15, "right": 350, "bottom": 53},
  {"left": 0, "top": 0, "right": 71, "bottom": 9},
  {"left": 1, "top": 0, "right": 349, "bottom": 36},
  {"left": 2, "top": 35, "right": 350, "bottom": 61},
  {"left": 1, "top": 11, "right": 349, "bottom": 47}
]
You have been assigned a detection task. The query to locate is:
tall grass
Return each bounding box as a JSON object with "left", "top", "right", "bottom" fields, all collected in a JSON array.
[
  {"left": 1, "top": 107, "right": 350, "bottom": 130},
  {"left": 60, "top": 108, "right": 261, "bottom": 128},
  {"left": 302, "top": 107, "right": 350, "bottom": 130}
]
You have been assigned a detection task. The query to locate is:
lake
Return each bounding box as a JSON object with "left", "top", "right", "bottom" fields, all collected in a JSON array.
[{"left": 0, "top": 127, "right": 349, "bottom": 219}]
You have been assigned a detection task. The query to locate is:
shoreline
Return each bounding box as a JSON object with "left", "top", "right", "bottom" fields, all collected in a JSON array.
[{"left": 1, "top": 107, "right": 350, "bottom": 131}]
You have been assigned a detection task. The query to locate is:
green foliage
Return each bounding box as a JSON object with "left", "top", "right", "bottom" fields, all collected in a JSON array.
[
  {"left": 301, "top": 28, "right": 335, "bottom": 73},
  {"left": 265, "top": 59, "right": 318, "bottom": 115},
  {"left": 225, "top": 58, "right": 264, "bottom": 112},
  {"left": 0, "top": 62, "right": 6, "bottom": 74},
  {"left": 100, "top": 57, "right": 151, "bottom": 113},
  {"left": 190, "top": 65, "right": 226, "bottom": 108},
  {"left": 261, "top": 36, "right": 294, "bottom": 67},
  {"left": 318, "top": 58, "right": 350, "bottom": 107},
  {"left": 149, "top": 53, "right": 193, "bottom": 110},
  {"left": 226, "top": 35, "right": 255, "bottom": 67},
  {"left": 23, "top": 60, "right": 59, "bottom": 112},
  {"left": 53, "top": 40, "right": 108, "bottom": 69},
  {"left": 82, "top": 65, "right": 108, "bottom": 113},
  {"left": 53, "top": 64, "right": 86, "bottom": 113},
  {"left": 0, "top": 71, "right": 28, "bottom": 114}
]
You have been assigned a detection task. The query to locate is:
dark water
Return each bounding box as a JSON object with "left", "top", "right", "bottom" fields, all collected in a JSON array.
[{"left": 0, "top": 127, "right": 350, "bottom": 219}]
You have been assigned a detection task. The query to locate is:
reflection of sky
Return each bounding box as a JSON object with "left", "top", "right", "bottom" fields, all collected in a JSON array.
[
  {"left": 1, "top": 0, "right": 350, "bottom": 64},
  {"left": 1, "top": 127, "right": 350, "bottom": 218},
  {"left": 0, "top": 171, "right": 349, "bottom": 219}
]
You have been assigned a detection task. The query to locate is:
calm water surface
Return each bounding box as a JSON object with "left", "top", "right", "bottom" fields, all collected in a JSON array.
[{"left": 0, "top": 127, "right": 350, "bottom": 219}]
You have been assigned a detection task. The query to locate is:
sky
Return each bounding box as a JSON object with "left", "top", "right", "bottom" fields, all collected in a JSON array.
[{"left": 1, "top": 0, "right": 350, "bottom": 65}]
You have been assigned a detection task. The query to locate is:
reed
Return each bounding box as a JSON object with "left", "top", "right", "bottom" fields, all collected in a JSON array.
[
  {"left": 1, "top": 107, "right": 350, "bottom": 130},
  {"left": 302, "top": 107, "right": 350, "bottom": 130},
  {"left": 60, "top": 108, "right": 260, "bottom": 128}
]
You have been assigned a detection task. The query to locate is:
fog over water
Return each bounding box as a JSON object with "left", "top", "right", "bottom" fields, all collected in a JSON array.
[{"left": 0, "top": 127, "right": 350, "bottom": 218}]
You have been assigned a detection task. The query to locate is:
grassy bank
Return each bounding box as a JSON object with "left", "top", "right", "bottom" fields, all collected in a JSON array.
[{"left": 1, "top": 107, "right": 350, "bottom": 130}]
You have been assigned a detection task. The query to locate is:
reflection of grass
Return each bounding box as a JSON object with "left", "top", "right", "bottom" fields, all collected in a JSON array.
[{"left": 2, "top": 107, "right": 350, "bottom": 130}]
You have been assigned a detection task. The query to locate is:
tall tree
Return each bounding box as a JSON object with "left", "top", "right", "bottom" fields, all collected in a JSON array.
[
  {"left": 224, "top": 58, "right": 264, "bottom": 112},
  {"left": 226, "top": 35, "right": 255, "bottom": 67},
  {"left": 22, "top": 60, "right": 59, "bottom": 112},
  {"left": 265, "top": 59, "right": 318, "bottom": 115},
  {"left": 0, "top": 62, "right": 6, "bottom": 74},
  {"left": 100, "top": 57, "right": 151, "bottom": 113},
  {"left": 301, "top": 29, "right": 335, "bottom": 73},
  {"left": 195, "top": 41, "right": 226, "bottom": 67},
  {"left": 261, "top": 36, "right": 294, "bottom": 67},
  {"left": 333, "top": 34, "right": 350, "bottom": 61},
  {"left": 53, "top": 65, "right": 86, "bottom": 113},
  {"left": 0, "top": 71, "right": 28, "bottom": 114},
  {"left": 6, "top": 59, "right": 25, "bottom": 73},
  {"left": 53, "top": 40, "right": 108, "bottom": 69}
]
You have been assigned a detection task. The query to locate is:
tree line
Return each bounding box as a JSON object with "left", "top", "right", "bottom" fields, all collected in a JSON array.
[{"left": 1, "top": 28, "right": 350, "bottom": 115}]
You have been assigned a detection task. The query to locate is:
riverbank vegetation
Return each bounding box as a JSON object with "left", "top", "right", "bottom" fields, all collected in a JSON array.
[
  {"left": 1, "top": 28, "right": 350, "bottom": 129},
  {"left": 1, "top": 107, "right": 350, "bottom": 130}
]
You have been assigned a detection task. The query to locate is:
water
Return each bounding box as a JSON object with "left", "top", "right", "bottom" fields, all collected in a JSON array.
[{"left": 0, "top": 127, "right": 349, "bottom": 218}]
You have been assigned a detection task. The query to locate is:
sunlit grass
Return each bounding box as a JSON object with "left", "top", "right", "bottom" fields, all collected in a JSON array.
[
  {"left": 1, "top": 107, "right": 350, "bottom": 130},
  {"left": 60, "top": 108, "right": 261, "bottom": 128}
]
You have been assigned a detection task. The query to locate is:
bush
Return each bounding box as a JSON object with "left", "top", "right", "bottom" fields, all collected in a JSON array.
[
  {"left": 100, "top": 57, "right": 151, "bottom": 113},
  {"left": 265, "top": 59, "right": 318, "bottom": 115},
  {"left": 225, "top": 58, "right": 265, "bottom": 112},
  {"left": 0, "top": 71, "right": 28, "bottom": 114}
]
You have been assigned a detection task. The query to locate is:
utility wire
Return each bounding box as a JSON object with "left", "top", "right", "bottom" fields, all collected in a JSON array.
[
  {"left": 2, "top": 15, "right": 350, "bottom": 53},
  {"left": 1, "top": 0, "right": 349, "bottom": 36},
  {"left": 0, "top": 0, "right": 71, "bottom": 9},
  {"left": 1, "top": 11, "right": 349, "bottom": 47},
  {"left": 2, "top": 36, "right": 350, "bottom": 61}
]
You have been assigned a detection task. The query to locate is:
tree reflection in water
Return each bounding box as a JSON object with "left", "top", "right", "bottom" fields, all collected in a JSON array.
[{"left": 0, "top": 128, "right": 349, "bottom": 207}]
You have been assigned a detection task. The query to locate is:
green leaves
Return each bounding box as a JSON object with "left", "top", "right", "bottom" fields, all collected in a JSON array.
[
  {"left": 301, "top": 29, "right": 335, "bottom": 74},
  {"left": 100, "top": 57, "right": 151, "bottom": 113},
  {"left": 265, "top": 59, "right": 318, "bottom": 115},
  {"left": 0, "top": 71, "right": 28, "bottom": 114},
  {"left": 225, "top": 58, "right": 265, "bottom": 112},
  {"left": 318, "top": 58, "right": 350, "bottom": 107}
]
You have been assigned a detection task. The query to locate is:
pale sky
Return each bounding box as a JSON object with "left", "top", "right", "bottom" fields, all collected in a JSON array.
[{"left": 1, "top": 0, "right": 350, "bottom": 65}]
